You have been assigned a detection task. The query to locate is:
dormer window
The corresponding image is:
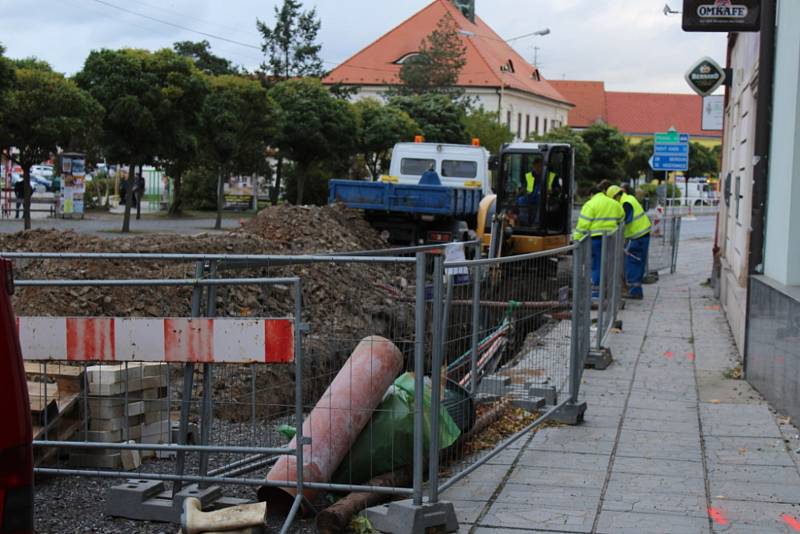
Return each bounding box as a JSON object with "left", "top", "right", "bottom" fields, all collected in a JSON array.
[
  {"left": 531, "top": 68, "right": 541, "bottom": 81},
  {"left": 501, "top": 60, "right": 515, "bottom": 73},
  {"left": 395, "top": 52, "right": 425, "bottom": 65}
]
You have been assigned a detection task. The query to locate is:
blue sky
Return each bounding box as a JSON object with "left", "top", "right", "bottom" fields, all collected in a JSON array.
[{"left": 0, "top": 0, "right": 726, "bottom": 93}]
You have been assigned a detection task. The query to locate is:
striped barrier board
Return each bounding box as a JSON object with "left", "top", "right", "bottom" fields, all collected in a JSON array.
[{"left": 16, "top": 317, "right": 294, "bottom": 364}]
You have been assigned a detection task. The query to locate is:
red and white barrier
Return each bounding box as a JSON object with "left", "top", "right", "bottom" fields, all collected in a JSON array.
[{"left": 16, "top": 317, "right": 294, "bottom": 364}]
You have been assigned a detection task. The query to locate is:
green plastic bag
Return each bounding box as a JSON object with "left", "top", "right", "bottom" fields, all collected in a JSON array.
[{"left": 331, "top": 372, "right": 461, "bottom": 486}]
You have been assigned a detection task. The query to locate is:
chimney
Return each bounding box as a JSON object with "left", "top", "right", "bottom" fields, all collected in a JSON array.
[{"left": 451, "top": 0, "right": 475, "bottom": 23}]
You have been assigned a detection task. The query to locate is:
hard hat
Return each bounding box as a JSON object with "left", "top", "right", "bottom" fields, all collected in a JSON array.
[{"left": 606, "top": 185, "right": 622, "bottom": 199}]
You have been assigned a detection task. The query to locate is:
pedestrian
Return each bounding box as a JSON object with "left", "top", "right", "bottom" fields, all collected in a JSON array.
[
  {"left": 418, "top": 163, "right": 441, "bottom": 186},
  {"left": 573, "top": 182, "right": 624, "bottom": 298},
  {"left": 13, "top": 178, "right": 25, "bottom": 219},
  {"left": 119, "top": 178, "right": 128, "bottom": 208},
  {"left": 607, "top": 184, "right": 651, "bottom": 300},
  {"left": 134, "top": 173, "right": 146, "bottom": 220}
]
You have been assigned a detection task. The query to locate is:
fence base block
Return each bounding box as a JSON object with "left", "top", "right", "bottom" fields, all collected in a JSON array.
[
  {"left": 552, "top": 401, "right": 587, "bottom": 425},
  {"left": 364, "top": 499, "right": 459, "bottom": 534},
  {"left": 643, "top": 272, "right": 659, "bottom": 284},
  {"left": 512, "top": 396, "right": 547, "bottom": 411},
  {"left": 527, "top": 385, "right": 558, "bottom": 405},
  {"left": 105, "top": 480, "right": 230, "bottom": 523},
  {"left": 585, "top": 348, "right": 613, "bottom": 370}
]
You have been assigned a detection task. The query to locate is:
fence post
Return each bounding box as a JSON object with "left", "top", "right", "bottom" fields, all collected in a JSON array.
[
  {"left": 596, "top": 233, "right": 608, "bottom": 352},
  {"left": 428, "top": 255, "right": 445, "bottom": 504},
  {"left": 470, "top": 264, "right": 481, "bottom": 395},
  {"left": 671, "top": 217, "right": 681, "bottom": 274},
  {"left": 173, "top": 260, "right": 205, "bottom": 496},
  {"left": 585, "top": 234, "right": 613, "bottom": 370},
  {"left": 412, "top": 252, "right": 426, "bottom": 507},
  {"left": 555, "top": 239, "right": 588, "bottom": 424},
  {"left": 198, "top": 260, "right": 218, "bottom": 488}
]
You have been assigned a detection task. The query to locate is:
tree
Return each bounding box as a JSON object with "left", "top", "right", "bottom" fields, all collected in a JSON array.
[
  {"left": 257, "top": 0, "right": 324, "bottom": 80},
  {"left": 464, "top": 108, "right": 513, "bottom": 155},
  {"left": 2, "top": 67, "right": 102, "bottom": 229},
  {"left": 397, "top": 13, "right": 467, "bottom": 97},
  {"left": 257, "top": 0, "right": 324, "bottom": 204},
  {"left": 0, "top": 46, "right": 15, "bottom": 139},
  {"left": 625, "top": 138, "right": 655, "bottom": 184},
  {"left": 11, "top": 57, "right": 53, "bottom": 72},
  {"left": 268, "top": 79, "right": 357, "bottom": 204},
  {"left": 173, "top": 40, "right": 238, "bottom": 76},
  {"left": 354, "top": 98, "right": 418, "bottom": 180},
  {"left": 528, "top": 125, "right": 592, "bottom": 188},
  {"left": 388, "top": 94, "right": 468, "bottom": 144},
  {"left": 579, "top": 123, "right": 629, "bottom": 184},
  {"left": 198, "top": 75, "right": 279, "bottom": 229},
  {"left": 686, "top": 142, "right": 719, "bottom": 178},
  {"left": 76, "top": 48, "right": 205, "bottom": 230}
]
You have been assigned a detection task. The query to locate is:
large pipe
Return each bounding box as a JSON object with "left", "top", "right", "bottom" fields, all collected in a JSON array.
[{"left": 259, "top": 336, "right": 403, "bottom": 515}]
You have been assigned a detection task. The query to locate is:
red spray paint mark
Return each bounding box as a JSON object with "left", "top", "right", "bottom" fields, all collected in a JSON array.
[
  {"left": 664, "top": 351, "right": 674, "bottom": 359},
  {"left": 66, "top": 318, "right": 116, "bottom": 361},
  {"left": 783, "top": 515, "right": 800, "bottom": 531},
  {"left": 164, "top": 318, "right": 214, "bottom": 363},
  {"left": 708, "top": 507, "right": 729, "bottom": 526},
  {"left": 265, "top": 319, "right": 294, "bottom": 363},
  {"left": 687, "top": 352, "right": 696, "bottom": 362}
]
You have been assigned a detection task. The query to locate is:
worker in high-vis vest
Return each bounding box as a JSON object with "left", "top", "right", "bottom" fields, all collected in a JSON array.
[
  {"left": 519, "top": 159, "right": 558, "bottom": 226},
  {"left": 572, "top": 184, "right": 625, "bottom": 297},
  {"left": 607, "top": 184, "right": 652, "bottom": 300}
]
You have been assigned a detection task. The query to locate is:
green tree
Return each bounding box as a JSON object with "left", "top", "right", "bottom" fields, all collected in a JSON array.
[
  {"left": 462, "top": 108, "right": 512, "bottom": 155},
  {"left": 11, "top": 57, "right": 53, "bottom": 72},
  {"left": 268, "top": 78, "right": 357, "bottom": 205},
  {"left": 528, "top": 125, "right": 592, "bottom": 187},
  {"left": 354, "top": 98, "right": 418, "bottom": 180},
  {"left": 199, "top": 75, "right": 279, "bottom": 228},
  {"left": 173, "top": 40, "right": 238, "bottom": 76},
  {"left": 0, "top": 46, "right": 15, "bottom": 142},
  {"left": 686, "top": 142, "right": 719, "bottom": 178},
  {"left": 388, "top": 94, "right": 468, "bottom": 144},
  {"left": 397, "top": 13, "right": 467, "bottom": 97},
  {"left": 579, "top": 123, "right": 629, "bottom": 184},
  {"left": 76, "top": 48, "right": 204, "bottom": 230},
  {"left": 625, "top": 138, "right": 655, "bottom": 184},
  {"left": 257, "top": 0, "right": 324, "bottom": 80},
  {"left": 2, "top": 67, "right": 102, "bottom": 229}
]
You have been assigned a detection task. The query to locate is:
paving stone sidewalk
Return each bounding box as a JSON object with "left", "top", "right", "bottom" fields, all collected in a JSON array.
[{"left": 443, "top": 236, "right": 800, "bottom": 533}]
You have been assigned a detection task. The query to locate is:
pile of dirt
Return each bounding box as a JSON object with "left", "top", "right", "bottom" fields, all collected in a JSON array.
[{"left": 0, "top": 206, "right": 413, "bottom": 419}]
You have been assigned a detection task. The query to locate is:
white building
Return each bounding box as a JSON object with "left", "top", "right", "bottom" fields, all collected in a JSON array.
[{"left": 322, "top": 0, "right": 572, "bottom": 141}]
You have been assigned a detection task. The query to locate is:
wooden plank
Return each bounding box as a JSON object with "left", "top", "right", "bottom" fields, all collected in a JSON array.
[{"left": 25, "top": 362, "right": 84, "bottom": 395}]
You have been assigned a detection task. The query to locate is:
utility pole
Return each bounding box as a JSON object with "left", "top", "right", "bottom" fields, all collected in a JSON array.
[{"left": 532, "top": 46, "right": 540, "bottom": 67}]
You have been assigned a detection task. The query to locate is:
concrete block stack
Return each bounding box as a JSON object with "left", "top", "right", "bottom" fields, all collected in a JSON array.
[{"left": 69, "top": 362, "right": 171, "bottom": 469}]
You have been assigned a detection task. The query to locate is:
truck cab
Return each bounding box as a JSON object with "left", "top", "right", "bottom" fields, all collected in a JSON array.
[{"left": 386, "top": 142, "right": 492, "bottom": 196}]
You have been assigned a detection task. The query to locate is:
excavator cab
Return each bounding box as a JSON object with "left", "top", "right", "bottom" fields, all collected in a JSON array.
[{"left": 477, "top": 143, "right": 574, "bottom": 257}]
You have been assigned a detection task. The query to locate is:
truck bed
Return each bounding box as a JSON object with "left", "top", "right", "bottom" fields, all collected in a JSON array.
[{"left": 328, "top": 180, "right": 482, "bottom": 217}]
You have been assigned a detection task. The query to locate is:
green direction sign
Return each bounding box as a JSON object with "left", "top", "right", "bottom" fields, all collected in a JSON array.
[
  {"left": 685, "top": 56, "right": 726, "bottom": 97},
  {"left": 655, "top": 132, "right": 680, "bottom": 144}
]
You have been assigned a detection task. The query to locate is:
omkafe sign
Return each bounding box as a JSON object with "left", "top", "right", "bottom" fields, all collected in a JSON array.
[
  {"left": 685, "top": 57, "right": 726, "bottom": 97},
  {"left": 682, "top": 0, "right": 760, "bottom": 32}
]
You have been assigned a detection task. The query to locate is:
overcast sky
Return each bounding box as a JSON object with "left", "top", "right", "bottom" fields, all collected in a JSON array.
[{"left": 0, "top": 0, "right": 726, "bottom": 93}]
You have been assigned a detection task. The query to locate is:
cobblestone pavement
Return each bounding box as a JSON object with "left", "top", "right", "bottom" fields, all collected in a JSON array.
[{"left": 445, "top": 235, "right": 800, "bottom": 533}]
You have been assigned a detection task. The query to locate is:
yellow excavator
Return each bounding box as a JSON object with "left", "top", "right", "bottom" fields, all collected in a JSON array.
[{"left": 477, "top": 142, "right": 575, "bottom": 258}]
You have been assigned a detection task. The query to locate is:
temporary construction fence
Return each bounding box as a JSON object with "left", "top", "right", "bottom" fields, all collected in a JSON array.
[
  {"left": 647, "top": 214, "right": 682, "bottom": 275},
  {"left": 592, "top": 226, "right": 625, "bottom": 364},
  {"left": 4, "top": 237, "right": 597, "bottom": 534}
]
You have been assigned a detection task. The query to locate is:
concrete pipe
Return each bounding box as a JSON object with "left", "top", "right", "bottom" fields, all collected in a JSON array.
[{"left": 259, "top": 336, "right": 404, "bottom": 514}]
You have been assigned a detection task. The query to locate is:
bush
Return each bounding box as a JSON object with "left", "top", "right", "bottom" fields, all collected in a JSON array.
[
  {"left": 84, "top": 177, "right": 112, "bottom": 210},
  {"left": 181, "top": 166, "right": 218, "bottom": 210}
]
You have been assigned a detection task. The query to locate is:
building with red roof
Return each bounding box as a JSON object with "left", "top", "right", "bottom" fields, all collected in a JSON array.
[
  {"left": 549, "top": 80, "right": 722, "bottom": 147},
  {"left": 323, "top": 0, "right": 573, "bottom": 141}
]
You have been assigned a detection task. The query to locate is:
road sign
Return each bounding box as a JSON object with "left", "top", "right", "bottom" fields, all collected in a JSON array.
[
  {"left": 654, "top": 144, "right": 689, "bottom": 156},
  {"left": 685, "top": 57, "right": 726, "bottom": 97},
  {"left": 652, "top": 131, "right": 690, "bottom": 172}
]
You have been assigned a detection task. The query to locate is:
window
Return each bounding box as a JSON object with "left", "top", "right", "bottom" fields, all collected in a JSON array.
[
  {"left": 394, "top": 52, "right": 424, "bottom": 65},
  {"left": 543, "top": 118, "right": 548, "bottom": 133},
  {"left": 507, "top": 111, "right": 512, "bottom": 130},
  {"left": 400, "top": 158, "right": 435, "bottom": 176},
  {"left": 442, "top": 160, "right": 478, "bottom": 178},
  {"left": 526, "top": 115, "right": 530, "bottom": 137},
  {"left": 535, "top": 116, "right": 539, "bottom": 134},
  {"left": 517, "top": 113, "right": 522, "bottom": 138}
]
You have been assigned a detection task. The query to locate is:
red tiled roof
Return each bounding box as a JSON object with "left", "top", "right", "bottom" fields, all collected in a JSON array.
[
  {"left": 322, "top": 0, "right": 571, "bottom": 105},
  {"left": 548, "top": 80, "right": 607, "bottom": 128},
  {"left": 605, "top": 91, "right": 722, "bottom": 138}
]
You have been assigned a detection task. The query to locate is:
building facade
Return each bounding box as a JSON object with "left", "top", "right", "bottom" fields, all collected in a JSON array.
[{"left": 322, "top": 0, "right": 572, "bottom": 141}]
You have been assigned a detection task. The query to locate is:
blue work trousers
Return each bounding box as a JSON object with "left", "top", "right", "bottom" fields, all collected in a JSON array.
[
  {"left": 625, "top": 234, "right": 650, "bottom": 297},
  {"left": 591, "top": 236, "right": 603, "bottom": 298}
]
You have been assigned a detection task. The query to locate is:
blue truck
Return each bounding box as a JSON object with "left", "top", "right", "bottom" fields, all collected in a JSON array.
[{"left": 328, "top": 142, "right": 491, "bottom": 244}]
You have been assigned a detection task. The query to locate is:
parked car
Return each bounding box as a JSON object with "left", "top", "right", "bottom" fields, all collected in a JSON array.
[{"left": 0, "top": 259, "right": 34, "bottom": 533}]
